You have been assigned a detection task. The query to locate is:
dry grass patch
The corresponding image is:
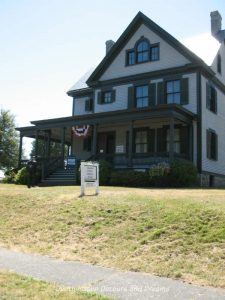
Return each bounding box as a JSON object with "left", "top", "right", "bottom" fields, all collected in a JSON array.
[
  {"left": 0, "top": 270, "right": 109, "bottom": 300},
  {"left": 0, "top": 185, "right": 225, "bottom": 288}
]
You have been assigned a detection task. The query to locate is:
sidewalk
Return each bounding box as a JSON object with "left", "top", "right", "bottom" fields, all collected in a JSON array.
[{"left": 0, "top": 247, "right": 225, "bottom": 300}]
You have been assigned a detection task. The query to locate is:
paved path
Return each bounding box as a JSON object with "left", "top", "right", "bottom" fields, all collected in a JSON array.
[{"left": 0, "top": 247, "right": 225, "bottom": 300}]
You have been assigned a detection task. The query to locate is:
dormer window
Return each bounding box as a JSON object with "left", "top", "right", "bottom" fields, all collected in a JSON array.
[
  {"left": 126, "top": 37, "right": 159, "bottom": 66},
  {"left": 137, "top": 40, "right": 149, "bottom": 63}
]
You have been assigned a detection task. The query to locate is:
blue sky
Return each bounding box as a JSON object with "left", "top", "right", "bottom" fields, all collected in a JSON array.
[{"left": 0, "top": 0, "right": 224, "bottom": 154}]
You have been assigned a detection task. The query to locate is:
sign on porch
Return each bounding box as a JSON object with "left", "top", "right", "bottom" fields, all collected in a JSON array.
[{"left": 80, "top": 161, "right": 99, "bottom": 197}]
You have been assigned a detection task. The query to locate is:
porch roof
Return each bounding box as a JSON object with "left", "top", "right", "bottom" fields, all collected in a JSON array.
[{"left": 16, "top": 104, "right": 196, "bottom": 136}]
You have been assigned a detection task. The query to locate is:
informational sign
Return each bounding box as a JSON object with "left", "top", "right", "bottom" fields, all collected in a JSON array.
[
  {"left": 116, "top": 145, "right": 124, "bottom": 153},
  {"left": 66, "top": 156, "right": 76, "bottom": 169},
  {"left": 80, "top": 161, "right": 99, "bottom": 196}
]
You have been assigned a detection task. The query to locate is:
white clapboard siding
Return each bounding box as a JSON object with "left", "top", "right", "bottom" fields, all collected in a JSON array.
[
  {"left": 201, "top": 75, "right": 225, "bottom": 175},
  {"left": 73, "top": 96, "right": 92, "bottom": 116},
  {"left": 100, "top": 24, "right": 190, "bottom": 81},
  {"left": 94, "top": 84, "right": 132, "bottom": 113},
  {"left": 211, "top": 42, "right": 225, "bottom": 83}
]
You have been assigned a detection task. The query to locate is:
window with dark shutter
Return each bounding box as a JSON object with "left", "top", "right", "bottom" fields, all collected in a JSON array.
[
  {"left": 128, "top": 86, "right": 135, "bottom": 110},
  {"left": 85, "top": 98, "right": 93, "bottom": 112},
  {"left": 207, "top": 129, "right": 218, "bottom": 160},
  {"left": 206, "top": 83, "right": 217, "bottom": 114},
  {"left": 97, "top": 90, "right": 116, "bottom": 104},
  {"left": 148, "top": 83, "right": 156, "bottom": 106}
]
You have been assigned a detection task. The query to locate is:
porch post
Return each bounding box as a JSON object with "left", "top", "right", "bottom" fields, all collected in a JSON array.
[
  {"left": 128, "top": 121, "right": 133, "bottom": 167},
  {"left": 46, "top": 130, "right": 51, "bottom": 158},
  {"left": 92, "top": 124, "right": 98, "bottom": 159},
  {"left": 18, "top": 134, "right": 23, "bottom": 167},
  {"left": 169, "top": 117, "right": 174, "bottom": 162},
  {"left": 35, "top": 130, "right": 39, "bottom": 159},
  {"left": 61, "top": 127, "right": 65, "bottom": 166},
  {"left": 189, "top": 123, "right": 193, "bottom": 161}
]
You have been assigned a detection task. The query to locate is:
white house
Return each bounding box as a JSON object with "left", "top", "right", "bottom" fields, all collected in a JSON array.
[{"left": 17, "top": 11, "right": 225, "bottom": 186}]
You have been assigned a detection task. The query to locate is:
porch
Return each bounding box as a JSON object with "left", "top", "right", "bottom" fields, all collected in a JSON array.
[{"left": 16, "top": 104, "right": 197, "bottom": 184}]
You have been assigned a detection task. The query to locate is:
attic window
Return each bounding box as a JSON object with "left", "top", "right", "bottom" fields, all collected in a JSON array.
[
  {"left": 137, "top": 40, "right": 149, "bottom": 62},
  {"left": 126, "top": 37, "right": 159, "bottom": 66}
]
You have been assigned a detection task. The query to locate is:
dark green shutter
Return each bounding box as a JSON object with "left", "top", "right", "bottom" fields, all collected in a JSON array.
[
  {"left": 148, "top": 129, "right": 155, "bottom": 153},
  {"left": 181, "top": 78, "right": 189, "bottom": 105},
  {"left": 206, "top": 129, "right": 211, "bottom": 159},
  {"left": 149, "top": 83, "right": 156, "bottom": 106},
  {"left": 85, "top": 99, "right": 91, "bottom": 111},
  {"left": 206, "top": 82, "right": 210, "bottom": 109},
  {"left": 214, "top": 88, "right": 217, "bottom": 113},
  {"left": 157, "top": 82, "right": 165, "bottom": 105},
  {"left": 157, "top": 127, "right": 167, "bottom": 152},
  {"left": 97, "top": 92, "right": 102, "bottom": 104},
  {"left": 128, "top": 86, "right": 135, "bottom": 110}
]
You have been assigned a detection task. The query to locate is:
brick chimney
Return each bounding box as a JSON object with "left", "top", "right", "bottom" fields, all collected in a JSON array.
[{"left": 105, "top": 40, "right": 115, "bottom": 55}]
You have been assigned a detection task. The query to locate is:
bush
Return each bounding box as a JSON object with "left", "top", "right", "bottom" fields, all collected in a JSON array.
[
  {"left": 15, "top": 167, "right": 28, "bottom": 185},
  {"left": 110, "top": 170, "right": 150, "bottom": 187},
  {"left": 170, "top": 159, "right": 198, "bottom": 187},
  {"left": 99, "top": 160, "right": 112, "bottom": 185},
  {"left": 2, "top": 169, "right": 17, "bottom": 184}
]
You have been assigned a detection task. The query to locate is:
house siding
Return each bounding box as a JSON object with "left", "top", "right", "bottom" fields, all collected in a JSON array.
[
  {"left": 201, "top": 75, "right": 225, "bottom": 176},
  {"left": 211, "top": 43, "right": 225, "bottom": 83},
  {"left": 100, "top": 24, "right": 190, "bottom": 81},
  {"left": 94, "top": 84, "right": 132, "bottom": 113},
  {"left": 73, "top": 96, "right": 92, "bottom": 116}
]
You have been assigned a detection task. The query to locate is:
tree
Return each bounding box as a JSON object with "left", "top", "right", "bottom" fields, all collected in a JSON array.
[{"left": 0, "top": 109, "right": 19, "bottom": 171}]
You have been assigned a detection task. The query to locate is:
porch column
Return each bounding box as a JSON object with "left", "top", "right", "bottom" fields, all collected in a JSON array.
[
  {"left": 18, "top": 134, "right": 23, "bottom": 167},
  {"left": 128, "top": 121, "right": 133, "bottom": 167},
  {"left": 35, "top": 130, "right": 39, "bottom": 159},
  {"left": 61, "top": 127, "right": 65, "bottom": 165},
  {"left": 92, "top": 124, "right": 98, "bottom": 159},
  {"left": 169, "top": 117, "right": 174, "bottom": 162},
  {"left": 46, "top": 130, "right": 51, "bottom": 158},
  {"left": 189, "top": 124, "right": 193, "bottom": 162}
]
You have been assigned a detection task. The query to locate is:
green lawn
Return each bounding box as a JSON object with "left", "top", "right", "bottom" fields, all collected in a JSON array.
[
  {"left": 0, "top": 184, "right": 225, "bottom": 288},
  {"left": 0, "top": 270, "right": 109, "bottom": 300}
]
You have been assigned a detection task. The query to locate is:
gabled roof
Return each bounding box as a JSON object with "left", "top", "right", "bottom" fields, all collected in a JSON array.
[{"left": 86, "top": 11, "right": 212, "bottom": 85}]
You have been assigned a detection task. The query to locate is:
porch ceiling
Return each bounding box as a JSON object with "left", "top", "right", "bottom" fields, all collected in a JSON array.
[{"left": 16, "top": 104, "right": 196, "bottom": 136}]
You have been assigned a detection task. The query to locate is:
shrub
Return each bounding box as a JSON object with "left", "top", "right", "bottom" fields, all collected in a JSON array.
[
  {"left": 2, "top": 169, "right": 17, "bottom": 184},
  {"left": 15, "top": 167, "right": 28, "bottom": 185},
  {"left": 170, "top": 159, "right": 198, "bottom": 187},
  {"left": 110, "top": 170, "right": 150, "bottom": 187},
  {"left": 99, "top": 160, "right": 112, "bottom": 185}
]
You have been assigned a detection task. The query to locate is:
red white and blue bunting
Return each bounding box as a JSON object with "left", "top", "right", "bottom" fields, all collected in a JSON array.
[{"left": 72, "top": 125, "right": 90, "bottom": 137}]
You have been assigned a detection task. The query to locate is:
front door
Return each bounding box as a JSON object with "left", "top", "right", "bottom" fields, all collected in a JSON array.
[{"left": 97, "top": 132, "right": 115, "bottom": 162}]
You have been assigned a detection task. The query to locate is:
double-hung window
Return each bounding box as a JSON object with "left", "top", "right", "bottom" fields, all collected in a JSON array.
[
  {"left": 135, "top": 86, "right": 148, "bottom": 108},
  {"left": 207, "top": 129, "right": 218, "bottom": 160},
  {"left": 206, "top": 84, "right": 217, "bottom": 113},
  {"left": 166, "top": 80, "right": 181, "bottom": 104},
  {"left": 103, "top": 91, "right": 112, "bottom": 103},
  {"left": 135, "top": 130, "right": 148, "bottom": 153},
  {"left": 166, "top": 128, "right": 181, "bottom": 154}
]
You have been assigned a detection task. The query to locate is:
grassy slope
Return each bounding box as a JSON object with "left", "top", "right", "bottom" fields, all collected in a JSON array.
[
  {"left": 0, "top": 271, "right": 109, "bottom": 300},
  {"left": 0, "top": 185, "right": 225, "bottom": 288}
]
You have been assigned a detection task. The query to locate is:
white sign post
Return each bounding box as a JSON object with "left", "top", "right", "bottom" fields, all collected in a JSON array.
[{"left": 80, "top": 161, "right": 99, "bottom": 197}]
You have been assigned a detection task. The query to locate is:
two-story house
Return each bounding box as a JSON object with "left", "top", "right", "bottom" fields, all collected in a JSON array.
[{"left": 17, "top": 11, "right": 225, "bottom": 186}]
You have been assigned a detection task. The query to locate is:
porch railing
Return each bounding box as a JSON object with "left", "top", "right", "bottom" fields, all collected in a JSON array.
[{"left": 40, "top": 156, "right": 63, "bottom": 181}]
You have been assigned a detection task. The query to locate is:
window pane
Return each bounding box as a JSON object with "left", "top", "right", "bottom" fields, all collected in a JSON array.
[
  {"left": 137, "top": 41, "right": 148, "bottom": 51},
  {"left": 142, "top": 86, "right": 148, "bottom": 96},
  {"left": 128, "top": 51, "right": 135, "bottom": 65},
  {"left": 136, "top": 87, "right": 142, "bottom": 97},
  {"left": 167, "top": 94, "right": 173, "bottom": 104},
  {"left": 151, "top": 46, "right": 159, "bottom": 61},
  {"left": 174, "top": 93, "right": 181, "bottom": 104},
  {"left": 174, "top": 80, "right": 180, "bottom": 92},
  {"left": 142, "top": 98, "right": 148, "bottom": 107},
  {"left": 167, "top": 82, "right": 173, "bottom": 93}
]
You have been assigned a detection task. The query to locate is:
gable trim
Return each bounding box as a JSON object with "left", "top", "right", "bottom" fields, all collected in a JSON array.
[{"left": 86, "top": 11, "right": 210, "bottom": 85}]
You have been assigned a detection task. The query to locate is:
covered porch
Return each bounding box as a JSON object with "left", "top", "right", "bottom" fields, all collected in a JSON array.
[{"left": 16, "top": 104, "right": 197, "bottom": 183}]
